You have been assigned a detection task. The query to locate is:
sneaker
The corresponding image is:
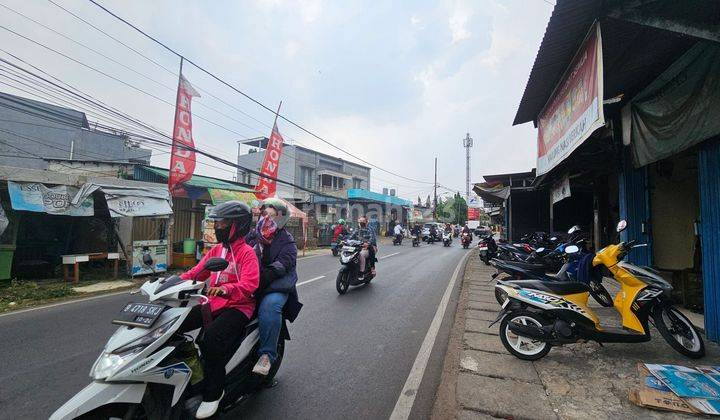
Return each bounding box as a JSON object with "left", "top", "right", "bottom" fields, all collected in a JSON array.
[
  {"left": 252, "top": 354, "right": 272, "bottom": 376},
  {"left": 196, "top": 391, "right": 224, "bottom": 419}
]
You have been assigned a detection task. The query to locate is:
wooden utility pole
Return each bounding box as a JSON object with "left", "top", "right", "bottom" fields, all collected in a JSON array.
[{"left": 433, "top": 157, "right": 438, "bottom": 220}]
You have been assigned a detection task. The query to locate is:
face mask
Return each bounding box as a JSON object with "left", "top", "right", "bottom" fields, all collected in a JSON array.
[
  {"left": 215, "top": 225, "right": 231, "bottom": 244},
  {"left": 257, "top": 215, "right": 278, "bottom": 243}
]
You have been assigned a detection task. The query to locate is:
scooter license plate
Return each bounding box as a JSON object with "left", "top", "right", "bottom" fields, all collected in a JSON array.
[
  {"left": 112, "top": 302, "right": 165, "bottom": 328},
  {"left": 478, "top": 247, "right": 488, "bottom": 252}
]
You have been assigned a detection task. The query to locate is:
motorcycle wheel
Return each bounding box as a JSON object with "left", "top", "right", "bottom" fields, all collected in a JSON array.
[
  {"left": 332, "top": 248, "right": 339, "bottom": 257},
  {"left": 499, "top": 310, "right": 552, "bottom": 361},
  {"left": 588, "top": 281, "right": 613, "bottom": 307},
  {"left": 482, "top": 254, "right": 491, "bottom": 266},
  {"left": 653, "top": 305, "right": 705, "bottom": 359},
  {"left": 336, "top": 271, "right": 350, "bottom": 295}
]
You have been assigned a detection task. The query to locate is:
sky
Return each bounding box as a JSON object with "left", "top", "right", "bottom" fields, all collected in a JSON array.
[{"left": 0, "top": 0, "right": 553, "bottom": 202}]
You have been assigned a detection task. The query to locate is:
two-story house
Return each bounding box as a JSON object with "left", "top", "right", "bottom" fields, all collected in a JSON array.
[{"left": 236, "top": 138, "right": 371, "bottom": 223}]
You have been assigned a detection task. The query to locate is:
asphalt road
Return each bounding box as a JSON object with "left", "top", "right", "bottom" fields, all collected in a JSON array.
[{"left": 0, "top": 240, "right": 469, "bottom": 420}]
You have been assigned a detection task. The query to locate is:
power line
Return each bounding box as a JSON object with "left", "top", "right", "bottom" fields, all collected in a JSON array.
[
  {"left": 84, "top": 0, "right": 438, "bottom": 185},
  {"left": 14, "top": 2, "right": 461, "bottom": 190}
]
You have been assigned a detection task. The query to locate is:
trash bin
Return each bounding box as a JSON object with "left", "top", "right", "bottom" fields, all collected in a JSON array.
[
  {"left": 183, "top": 239, "right": 196, "bottom": 255},
  {"left": 0, "top": 245, "right": 15, "bottom": 280}
]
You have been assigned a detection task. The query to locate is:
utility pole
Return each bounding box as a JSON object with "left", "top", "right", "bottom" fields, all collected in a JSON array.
[
  {"left": 433, "top": 157, "right": 438, "bottom": 220},
  {"left": 463, "top": 133, "right": 473, "bottom": 201}
]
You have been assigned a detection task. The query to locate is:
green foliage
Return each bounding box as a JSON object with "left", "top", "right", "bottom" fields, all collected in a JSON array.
[
  {"left": 0, "top": 280, "right": 78, "bottom": 312},
  {"left": 437, "top": 193, "right": 469, "bottom": 224}
]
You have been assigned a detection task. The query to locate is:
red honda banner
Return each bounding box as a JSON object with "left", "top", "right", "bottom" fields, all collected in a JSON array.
[
  {"left": 168, "top": 75, "right": 200, "bottom": 196},
  {"left": 254, "top": 123, "right": 284, "bottom": 199}
]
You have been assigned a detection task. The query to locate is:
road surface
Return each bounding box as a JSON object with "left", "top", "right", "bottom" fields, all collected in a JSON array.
[{"left": 0, "top": 241, "right": 469, "bottom": 420}]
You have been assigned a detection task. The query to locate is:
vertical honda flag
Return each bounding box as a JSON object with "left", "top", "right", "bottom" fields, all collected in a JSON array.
[
  {"left": 168, "top": 74, "right": 200, "bottom": 196},
  {"left": 254, "top": 123, "right": 284, "bottom": 199}
]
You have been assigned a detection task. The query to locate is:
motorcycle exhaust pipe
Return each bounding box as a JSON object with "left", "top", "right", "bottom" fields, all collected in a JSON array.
[{"left": 508, "top": 322, "right": 550, "bottom": 340}]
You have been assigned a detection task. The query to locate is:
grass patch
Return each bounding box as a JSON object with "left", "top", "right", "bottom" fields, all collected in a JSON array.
[{"left": 0, "top": 279, "right": 79, "bottom": 312}]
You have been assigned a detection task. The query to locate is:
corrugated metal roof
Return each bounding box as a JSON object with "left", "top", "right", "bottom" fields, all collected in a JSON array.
[
  {"left": 347, "top": 188, "right": 412, "bottom": 207},
  {"left": 0, "top": 91, "right": 89, "bottom": 128},
  {"left": 135, "top": 166, "right": 254, "bottom": 192},
  {"left": 513, "top": 0, "right": 602, "bottom": 126}
]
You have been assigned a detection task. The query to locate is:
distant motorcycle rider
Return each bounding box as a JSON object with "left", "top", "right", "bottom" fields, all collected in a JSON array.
[{"left": 351, "top": 216, "right": 377, "bottom": 276}]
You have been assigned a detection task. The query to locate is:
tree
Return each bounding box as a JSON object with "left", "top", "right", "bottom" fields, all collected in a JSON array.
[
  {"left": 425, "top": 195, "right": 431, "bottom": 208},
  {"left": 417, "top": 196, "right": 422, "bottom": 207},
  {"left": 438, "top": 193, "right": 468, "bottom": 224}
]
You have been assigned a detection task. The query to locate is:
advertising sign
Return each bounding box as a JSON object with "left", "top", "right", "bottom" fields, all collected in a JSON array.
[
  {"left": 169, "top": 75, "right": 200, "bottom": 196},
  {"left": 8, "top": 181, "right": 94, "bottom": 216},
  {"left": 255, "top": 123, "right": 285, "bottom": 199},
  {"left": 467, "top": 208, "right": 480, "bottom": 220},
  {"left": 537, "top": 22, "right": 604, "bottom": 176}
]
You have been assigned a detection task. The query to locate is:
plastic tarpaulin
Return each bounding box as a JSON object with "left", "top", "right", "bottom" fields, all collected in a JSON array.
[
  {"left": 627, "top": 42, "right": 720, "bottom": 167},
  {"left": 72, "top": 183, "right": 173, "bottom": 218},
  {"left": 8, "top": 181, "right": 94, "bottom": 216},
  {"left": 474, "top": 182, "right": 510, "bottom": 203}
]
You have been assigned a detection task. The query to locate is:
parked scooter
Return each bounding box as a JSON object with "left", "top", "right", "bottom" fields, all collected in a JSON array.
[
  {"left": 336, "top": 239, "right": 375, "bottom": 294},
  {"left": 442, "top": 231, "right": 452, "bottom": 247},
  {"left": 50, "top": 258, "right": 288, "bottom": 420},
  {"left": 491, "top": 220, "right": 705, "bottom": 361},
  {"left": 478, "top": 234, "right": 498, "bottom": 265},
  {"left": 492, "top": 244, "right": 614, "bottom": 308},
  {"left": 461, "top": 232, "right": 472, "bottom": 249}
]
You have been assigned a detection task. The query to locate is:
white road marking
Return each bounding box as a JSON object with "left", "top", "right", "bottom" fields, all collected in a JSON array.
[
  {"left": 389, "top": 250, "right": 471, "bottom": 420},
  {"left": 0, "top": 289, "right": 132, "bottom": 318},
  {"left": 379, "top": 252, "right": 400, "bottom": 260},
  {"left": 296, "top": 275, "right": 326, "bottom": 287}
]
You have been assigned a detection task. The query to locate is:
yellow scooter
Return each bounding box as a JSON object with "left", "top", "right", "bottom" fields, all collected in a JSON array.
[{"left": 492, "top": 220, "right": 705, "bottom": 360}]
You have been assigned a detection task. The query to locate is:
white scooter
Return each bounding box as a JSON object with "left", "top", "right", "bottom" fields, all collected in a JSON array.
[
  {"left": 442, "top": 231, "right": 452, "bottom": 247},
  {"left": 50, "top": 257, "right": 288, "bottom": 420}
]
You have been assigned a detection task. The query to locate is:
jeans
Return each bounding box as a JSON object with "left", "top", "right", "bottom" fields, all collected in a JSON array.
[
  {"left": 181, "top": 306, "right": 249, "bottom": 401},
  {"left": 258, "top": 292, "right": 288, "bottom": 363}
]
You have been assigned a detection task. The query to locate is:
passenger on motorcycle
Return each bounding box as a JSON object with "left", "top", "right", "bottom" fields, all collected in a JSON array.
[
  {"left": 245, "top": 198, "right": 302, "bottom": 378},
  {"left": 462, "top": 224, "right": 471, "bottom": 235},
  {"left": 179, "top": 201, "right": 259, "bottom": 419},
  {"left": 352, "top": 216, "right": 377, "bottom": 276}
]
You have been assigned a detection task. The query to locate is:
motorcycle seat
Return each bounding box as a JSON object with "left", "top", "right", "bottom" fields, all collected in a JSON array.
[
  {"left": 509, "top": 279, "right": 590, "bottom": 295},
  {"left": 494, "top": 259, "right": 546, "bottom": 274}
]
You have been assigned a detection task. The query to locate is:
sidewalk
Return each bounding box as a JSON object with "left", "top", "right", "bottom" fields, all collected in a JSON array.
[{"left": 433, "top": 252, "right": 720, "bottom": 420}]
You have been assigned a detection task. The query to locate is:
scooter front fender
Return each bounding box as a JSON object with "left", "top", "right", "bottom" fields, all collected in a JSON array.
[{"left": 50, "top": 381, "right": 146, "bottom": 420}]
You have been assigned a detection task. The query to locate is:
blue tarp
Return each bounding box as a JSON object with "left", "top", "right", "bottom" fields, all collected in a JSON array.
[{"left": 347, "top": 189, "right": 412, "bottom": 207}]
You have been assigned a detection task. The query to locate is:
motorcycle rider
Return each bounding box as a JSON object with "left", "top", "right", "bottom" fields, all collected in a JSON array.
[
  {"left": 428, "top": 223, "right": 438, "bottom": 243},
  {"left": 462, "top": 223, "right": 472, "bottom": 235},
  {"left": 245, "top": 198, "right": 302, "bottom": 377},
  {"left": 179, "top": 201, "right": 259, "bottom": 419},
  {"left": 333, "top": 219, "right": 347, "bottom": 242},
  {"left": 410, "top": 223, "right": 421, "bottom": 240},
  {"left": 351, "top": 216, "right": 377, "bottom": 276},
  {"left": 393, "top": 221, "right": 403, "bottom": 244}
]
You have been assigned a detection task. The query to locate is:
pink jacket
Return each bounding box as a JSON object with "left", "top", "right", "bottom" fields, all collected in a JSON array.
[{"left": 181, "top": 238, "right": 259, "bottom": 319}]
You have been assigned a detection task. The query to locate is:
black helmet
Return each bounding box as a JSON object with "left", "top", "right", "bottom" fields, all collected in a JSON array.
[{"left": 208, "top": 201, "right": 252, "bottom": 239}]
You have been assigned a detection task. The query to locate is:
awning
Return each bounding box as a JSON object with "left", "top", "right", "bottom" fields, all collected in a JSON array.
[
  {"left": 208, "top": 189, "right": 260, "bottom": 207},
  {"left": 347, "top": 188, "right": 413, "bottom": 207},
  {"left": 473, "top": 182, "right": 510, "bottom": 204},
  {"left": 72, "top": 182, "right": 173, "bottom": 218},
  {"left": 317, "top": 169, "right": 353, "bottom": 180}
]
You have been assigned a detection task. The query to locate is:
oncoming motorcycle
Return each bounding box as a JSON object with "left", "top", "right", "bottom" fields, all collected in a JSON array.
[
  {"left": 50, "top": 258, "right": 288, "bottom": 420},
  {"left": 336, "top": 239, "right": 375, "bottom": 294}
]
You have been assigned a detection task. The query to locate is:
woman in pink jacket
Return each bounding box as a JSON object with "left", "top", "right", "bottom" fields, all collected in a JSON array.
[{"left": 179, "top": 201, "right": 259, "bottom": 419}]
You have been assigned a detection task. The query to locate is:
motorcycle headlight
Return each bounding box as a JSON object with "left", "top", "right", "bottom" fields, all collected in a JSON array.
[{"left": 91, "top": 317, "right": 178, "bottom": 380}]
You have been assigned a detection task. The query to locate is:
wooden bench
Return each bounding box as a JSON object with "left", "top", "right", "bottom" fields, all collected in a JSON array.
[{"left": 62, "top": 252, "right": 120, "bottom": 283}]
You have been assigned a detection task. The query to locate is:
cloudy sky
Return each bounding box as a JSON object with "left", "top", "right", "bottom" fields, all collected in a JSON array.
[{"left": 0, "top": 0, "right": 552, "bottom": 201}]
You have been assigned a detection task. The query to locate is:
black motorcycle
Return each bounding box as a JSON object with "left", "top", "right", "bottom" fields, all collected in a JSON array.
[
  {"left": 412, "top": 234, "right": 420, "bottom": 247},
  {"left": 478, "top": 234, "right": 498, "bottom": 265},
  {"left": 393, "top": 233, "right": 403, "bottom": 246},
  {"left": 336, "top": 239, "right": 375, "bottom": 294}
]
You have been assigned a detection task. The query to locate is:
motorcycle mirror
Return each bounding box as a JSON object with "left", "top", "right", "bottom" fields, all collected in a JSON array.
[
  {"left": 536, "top": 247, "right": 545, "bottom": 253},
  {"left": 567, "top": 225, "right": 581, "bottom": 234},
  {"left": 616, "top": 220, "right": 628, "bottom": 233},
  {"left": 203, "top": 257, "right": 229, "bottom": 272},
  {"left": 550, "top": 236, "right": 557, "bottom": 241},
  {"left": 565, "top": 245, "right": 580, "bottom": 254}
]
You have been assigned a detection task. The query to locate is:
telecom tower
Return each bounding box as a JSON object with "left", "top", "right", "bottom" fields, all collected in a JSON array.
[{"left": 463, "top": 133, "right": 473, "bottom": 201}]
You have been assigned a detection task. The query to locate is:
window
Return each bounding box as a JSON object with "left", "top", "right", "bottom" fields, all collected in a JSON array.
[
  {"left": 353, "top": 178, "right": 362, "bottom": 189},
  {"left": 299, "top": 167, "right": 313, "bottom": 189},
  {"left": 320, "top": 204, "right": 328, "bottom": 214}
]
